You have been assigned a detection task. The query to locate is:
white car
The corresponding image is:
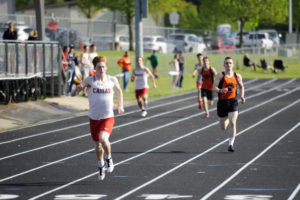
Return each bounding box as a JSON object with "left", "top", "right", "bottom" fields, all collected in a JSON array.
[
  {"left": 143, "top": 35, "right": 175, "bottom": 53},
  {"left": 169, "top": 33, "right": 206, "bottom": 53},
  {"left": 244, "top": 32, "right": 273, "bottom": 49},
  {"left": 258, "top": 29, "right": 281, "bottom": 46},
  {"left": 230, "top": 31, "right": 249, "bottom": 47}
]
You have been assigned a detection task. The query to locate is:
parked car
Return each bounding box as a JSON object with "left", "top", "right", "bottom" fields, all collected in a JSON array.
[
  {"left": 243, "top": 32, "right": 273, "bottom": 49},
  {"left": 115, "top": 35, "right": 130, "bottom": 51},
  {"left": 230, "top": 31, "right": 249, "bottom": 47},
  {"left": 258, "top": 29, "right": 281, "bottom": 46},
  {"left": 143, "top": 35, "right": 175, "bottom": 53},
  {"left": 169, "top": 33, "right": 206, "bottom": 53},
  {"left": 211, "top": 37, "right": 235, "bottom": 50}
]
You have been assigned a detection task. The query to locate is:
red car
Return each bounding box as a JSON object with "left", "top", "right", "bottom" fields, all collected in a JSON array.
[{"left": 211, "top": 37, "right": 235, "bottom": 50}]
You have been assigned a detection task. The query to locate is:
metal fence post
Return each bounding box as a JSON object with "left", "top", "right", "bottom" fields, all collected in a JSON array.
[{"left": 50, "top": 43, "right": 54, "bottom": 97}]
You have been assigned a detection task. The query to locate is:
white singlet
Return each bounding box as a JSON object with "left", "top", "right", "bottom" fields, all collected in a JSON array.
[
  {"left": 89, "top": 52, "right": 98, "bottom": 70},
  {"left": 88, "top": 75, "right": 114, "bottom": 120},
  {"left": 81, "top": 53, "right": 91, "bottom": 67},
  {"left": 134, "top": 67, "right": 149, "bottom": 90},
  {"left": 195, "top": 64, "right": 203, "bottom": 83}
]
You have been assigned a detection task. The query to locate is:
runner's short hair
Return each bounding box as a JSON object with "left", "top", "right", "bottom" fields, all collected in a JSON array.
[{"left": 93, "top": 56, "right": 108, "bottom": 67}]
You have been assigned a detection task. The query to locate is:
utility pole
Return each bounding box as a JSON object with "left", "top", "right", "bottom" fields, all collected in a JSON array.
[
  {"left": 135, "top": 0, "right": 148, "bottom": 59},
  {"left": 35, "top": 0, "right": 45, "bottom": 40},
  {"left": 289, "top": 0, "right": 292, "bottom": 33}
]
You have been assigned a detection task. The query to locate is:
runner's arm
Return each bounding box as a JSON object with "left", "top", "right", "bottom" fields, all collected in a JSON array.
[
  {"left": 145, "top": 67, "right": 157, "bottom": 89},
  {"left": 111, "top": 76, "right": 124, "bottom": 114},
  {"left": 237, "top": 73, "right": 246, "bottom": 103}
]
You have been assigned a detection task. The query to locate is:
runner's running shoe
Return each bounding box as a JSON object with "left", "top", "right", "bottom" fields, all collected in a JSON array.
[
  {"left": 204, "top": 114, "right": 210, "bottom": 118},
  {"left": 105, "top": 157, "right": 114, "bottom": 173},
  {"left": 141, "top": 110, "right": 147, "bottom": 117},
  {"left": 98, "top": 166, "right": 106, "bottom": 180},
  {"left": 228, "top": 145, "right": 234, "bottom": 152}
]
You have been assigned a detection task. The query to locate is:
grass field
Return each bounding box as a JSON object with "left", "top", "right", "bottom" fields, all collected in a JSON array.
[{"left": 74, "top": 49, "right": 300, "bottom": 103}]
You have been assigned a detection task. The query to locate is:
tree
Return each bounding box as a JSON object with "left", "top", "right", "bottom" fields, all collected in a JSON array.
[
  {"left": 293, "top": 0, "right": 300, "bottom": 41},
  {"left": 76, "top": 0, "right": 102, "bottom": 19},
  {"left": 100, "top": 0, "right": 135, "bottom": 50},
  {"left": 219, "top": 0, "right": 288, "bottom": 47}
]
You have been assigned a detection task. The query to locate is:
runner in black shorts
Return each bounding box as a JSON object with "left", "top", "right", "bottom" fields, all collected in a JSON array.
[
  {"left": 198, "top": 57, "right": 217, "bottom": 118},
  {"left": 214, "top": 57, "right": 245, "bottom": 152}
]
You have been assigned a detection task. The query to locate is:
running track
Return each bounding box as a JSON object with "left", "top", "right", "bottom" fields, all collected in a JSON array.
[{"left": 0, "top": 79, "right": 299, "bottom": 200}]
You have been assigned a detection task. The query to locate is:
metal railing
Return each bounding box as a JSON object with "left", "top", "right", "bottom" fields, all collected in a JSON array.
[{"left": 0, "top": 40, "right": 61, "bottom": 104}]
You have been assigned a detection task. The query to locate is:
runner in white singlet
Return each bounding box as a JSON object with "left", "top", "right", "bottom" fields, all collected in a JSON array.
[
  {"left": 131, "top": 56, "right": 157, "bottom": 117},
  {"left": 192, "top": 53, "right": 205, "bottom": 109},
  {"left": 71, "top": 56, "right": 124, "bottom": 181}
]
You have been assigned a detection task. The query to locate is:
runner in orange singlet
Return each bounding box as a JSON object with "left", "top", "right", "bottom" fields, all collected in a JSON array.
[
  {"left": 199, "top": 57, "right": 217, "bottom": 118},
  {"left": 214, "top": 57, "right": 245, "bottom": 152}
]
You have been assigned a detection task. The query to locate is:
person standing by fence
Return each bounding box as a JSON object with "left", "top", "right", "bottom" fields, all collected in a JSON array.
[
  {"left": 117, "top": 51, "right": 132, "bottom": 91},
  {"left": 3, "top": 22, "right": 17, "bottom": 40},
  {"left": 177, "top": 50, "right": 185, "bottom": 88},
  {"left": 214, "top": 57, "right": 245, "bottom": 152},
  {"left": 147, "top": 50, "right": 159, "bottom": 79}
]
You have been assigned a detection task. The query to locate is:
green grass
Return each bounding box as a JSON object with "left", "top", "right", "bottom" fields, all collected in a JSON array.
[{"left": 75, "top": 50, "right": 300, "bottom": 104}]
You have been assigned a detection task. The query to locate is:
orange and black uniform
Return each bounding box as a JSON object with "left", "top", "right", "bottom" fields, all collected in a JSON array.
[
  {"left": 217, "top": 72, "right": 239, "bottom": 118},
  {"left": 201, "top": 67, "right": 214, "bottom": 100}
]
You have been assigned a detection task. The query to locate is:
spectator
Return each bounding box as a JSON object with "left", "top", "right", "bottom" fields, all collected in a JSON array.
[
  {"left": 3, "top": 22, "right": 17, "bottom": 40},
  {"left": 177, "top": 50, "right": 185, "bottom": 88},
  {"left": 243, "top": 53, "right": 257, "bottom": 71},
  {"left": 28, "top": 30, "right": 38, "bottom": 41},
  {"left": 89, "top": 44, "right": 98, "bottom": 76},
  {"left": 80, "top": 45, "right": 92, "bottom": 96},
  {"left": 66, "top": 44, "right": 76, "bottom": 95},
  {"left": 61, "top": 46, "right": 70, "bottom": 94},
  {"left": 169, "top": 53, "right": 180, "bottom": 89},
  {"left": 117, "top": 51, "right": 132, "bottom": 91},
  {"left": 147, "top": 50, "right": 159, "bottom": 79},
  {"left": 47, "top": 13, "right": 59, "bottom": 41}
]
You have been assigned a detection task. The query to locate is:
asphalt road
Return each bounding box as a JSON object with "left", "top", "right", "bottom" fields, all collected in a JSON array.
[{"left": 0, "top": 78, "right": 299, "bottom": 200}]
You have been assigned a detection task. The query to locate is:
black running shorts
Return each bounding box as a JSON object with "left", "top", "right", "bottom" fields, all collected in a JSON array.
[
  {"left": 217, "top": 99, "right": 238, "bottom": 118},
  {"left": 201, "top": 88, "right": 214, "bottom": 100}
]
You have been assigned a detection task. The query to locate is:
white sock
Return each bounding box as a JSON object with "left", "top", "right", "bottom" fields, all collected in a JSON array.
[
  {"left": 105, "top": 154, "right": 111, "bottom": 160},
  {"left": 229, "top": 137, "right": 235, "bottom": 146},
  {"left": 98, "top": 160, "right": 105, "bottom": 167}
]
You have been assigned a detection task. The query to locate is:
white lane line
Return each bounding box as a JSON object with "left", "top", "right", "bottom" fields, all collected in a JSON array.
[
  {"left": 200, "top": 122, "right": 300, "bottom": 200},
  {"left": 0, "top": 79, "right": 285, "bottom": 162},
  {"left": 287, "top": 183, "right": 300, "bottom": 200},
  {"left": 113, "top": 99, "right": 300, "bottom": 200},
  {"left": 0, "top": 94, "right": 196, "bottom": 145},
  {"left": 0, "top": 90, "right": 201, "bottom": 134},
  {"left": 0, "top": 79, "right": 294, "bottom": 183},
  {"left": 0, "top": 79, "right": 259, "bottom": 134},
  {"left": 0, "top": 79, "right": 261, "bottom": 145},
  {"left": 27, "top": 89, "right": 300, "bottom": 200}
]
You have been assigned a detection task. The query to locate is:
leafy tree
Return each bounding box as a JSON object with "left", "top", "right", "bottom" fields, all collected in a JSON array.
[
  {"left": 99, "top": 0, "right": 135, "bottom": 50},
  {"left": 293, "top": 0, "right": 300, "bottom": 40},
  {"left": 76, "top": 0, "right": 102, "bottom": 19},
  {"left": 219, "top": 0, "right": 288, "bottom": 47}
]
